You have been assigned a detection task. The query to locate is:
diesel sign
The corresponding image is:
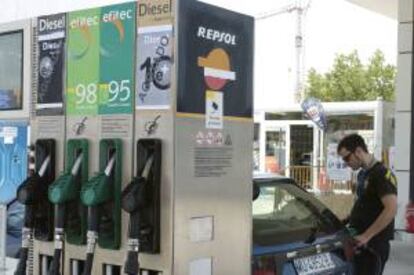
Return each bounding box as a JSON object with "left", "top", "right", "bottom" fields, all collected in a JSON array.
[
  {"left": 38, "top": 14, "right": 65, "bottom": 34},
  {"left": 138, "top": 1, "right": 171, "bottom": 16}
]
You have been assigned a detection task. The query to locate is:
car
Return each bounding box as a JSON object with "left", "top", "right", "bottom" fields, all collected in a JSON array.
[
  {"left": 252, "top": 173, "right": 354, "bottom": 275},
  {"left": 6, "top": 198, "right": 24, "bottom": 258}
]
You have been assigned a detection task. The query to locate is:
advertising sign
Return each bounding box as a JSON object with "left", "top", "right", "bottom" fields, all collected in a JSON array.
[
  {"left": 66, "top": 3, "right": 136, "bottom": 115},
  {"left": 136, "top": 25, "right": 172, "bottom": 109},
  {"left": 37, "top": 13, "right": 66, "bottom": 115},
  {"left": 301, "top": 97, "right": 327, "bottom": 131},
  {"left": 177, "top": 1, "right": 254, "bottom": 124},
  {"left": 326, "top": 143, "right": 351, "bottom": 181},
  {"left": 0, "top": 121, "right": 28, "bottom": 204}
]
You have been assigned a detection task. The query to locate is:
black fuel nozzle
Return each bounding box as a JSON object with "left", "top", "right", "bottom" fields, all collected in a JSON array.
[
  {"left": 17, "top": 156, "right": 51, "bottom": 205},
  {"left": 122, "top": 155, "right": 154, "bottom": 275},
  {"left": 14, "top": 155, "right": 51, "bottom": 275},
  {"left": 121, "top": 177, "right": 150, "bottom": 214}
]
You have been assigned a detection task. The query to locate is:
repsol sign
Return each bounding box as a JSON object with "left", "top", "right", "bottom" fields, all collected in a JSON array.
[
  {"left": 197, "top": 26, "right": 236, "bottom": 45},
  {"left": 138, "top": 0, "right": 171, "bottom": 17}
]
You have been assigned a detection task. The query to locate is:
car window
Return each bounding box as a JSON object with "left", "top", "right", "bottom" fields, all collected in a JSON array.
[{"left": 253, "top": 182, "right": 341, "bottom": 246}]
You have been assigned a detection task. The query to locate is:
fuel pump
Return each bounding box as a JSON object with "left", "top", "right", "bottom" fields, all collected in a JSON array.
[
  {"left": 14, "top": 139, "right": 55, "bottom": 275},
  {"left": 80, "top": 139, "right": 122, "bottom": 275},
  {"left": 121, "top": 139, "right": 161, "bottom": 275},
  {"left": 47, "top": 150, "right": 85, "bottom": 275}
]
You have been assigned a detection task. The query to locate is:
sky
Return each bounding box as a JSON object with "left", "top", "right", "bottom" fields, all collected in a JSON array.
[
  {"left": 201, "top": 0, "right": 398, "bottom": 109},
  {"left": 0, "top": 0, "right": 398, "bottom": 109}
]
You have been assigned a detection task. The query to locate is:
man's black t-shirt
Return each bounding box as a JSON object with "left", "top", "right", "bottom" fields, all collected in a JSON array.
[{"left": 349, "top": 162, "right": 397, "bottom": 243}]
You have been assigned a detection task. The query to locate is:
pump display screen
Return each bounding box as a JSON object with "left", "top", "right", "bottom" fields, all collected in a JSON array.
[{"left": 0, "top": 31, "right": 23, "bottom": 111}]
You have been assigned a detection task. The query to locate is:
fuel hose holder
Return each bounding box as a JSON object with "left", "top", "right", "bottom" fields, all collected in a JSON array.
[{"left": 33, "top": 139, "right": 56, "bottom": 241}]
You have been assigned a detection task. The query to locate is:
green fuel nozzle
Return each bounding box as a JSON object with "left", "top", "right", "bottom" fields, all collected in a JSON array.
[
  {"left": 81, "top": 154, "right": 117, "bottom": 275},
  {"left": 81, "top": 155, "right": 116, "bottom": 206},
  {"left": 48, "top": 153, "right": 84, "bottom": 275},
  {"left": 49, "top": 153, "right": 84, "bottom": 204}
]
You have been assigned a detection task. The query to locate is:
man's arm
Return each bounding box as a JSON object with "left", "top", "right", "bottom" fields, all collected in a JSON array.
[{"left": 354, "top": 194, "right": 397, "bottom": 246}]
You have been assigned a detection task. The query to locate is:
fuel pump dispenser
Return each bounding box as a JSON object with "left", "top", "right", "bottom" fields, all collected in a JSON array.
[
  {"left": 14, "top": 139, "right": 56, "bottom": 275},
  {"left": 3, "top": 1, "right": 253, "bottom": 274},
  {"left": 47, "top": 139, "right": 89, "bottom": 275},
  {"left": 80, "top": 139, "right": 122, "bottom": 275},
  {"left": 121, "top": 139, "right": 161, "bottom": 275},
  {"left": 129, "top": 1, "right": 253, "bottom": 274}
]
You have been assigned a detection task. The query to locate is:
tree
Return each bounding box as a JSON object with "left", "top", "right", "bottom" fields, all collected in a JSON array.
[{"left": 304, "top": 50, "right": 396, "bottom": 102}]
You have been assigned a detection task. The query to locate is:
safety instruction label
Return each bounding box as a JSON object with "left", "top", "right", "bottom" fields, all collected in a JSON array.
[
  {"left": 194, "top": 146, "right": 233, "bottom": 178},
  {"left": 0, "top": 127, "right": 17, "bottom": 144}
]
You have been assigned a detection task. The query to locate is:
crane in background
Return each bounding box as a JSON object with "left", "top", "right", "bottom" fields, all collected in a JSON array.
[{"left": 256, "top": 0, "right": 312, "bottom": 103}]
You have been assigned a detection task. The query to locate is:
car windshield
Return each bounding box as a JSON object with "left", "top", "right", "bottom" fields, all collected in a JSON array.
[{"left": 253, "top": 182, "right": 341, "bottom": 246}]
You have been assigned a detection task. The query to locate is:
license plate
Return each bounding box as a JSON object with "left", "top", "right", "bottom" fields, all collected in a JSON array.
[{"left": 293, "top": 252, "right": 336, "bottom": 275}]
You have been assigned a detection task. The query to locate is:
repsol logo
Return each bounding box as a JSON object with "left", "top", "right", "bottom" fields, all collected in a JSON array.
[
  {"left": 197, "top": 26, "right": 236, "bottom": 45},
  {"left": 138, "top": 0, "right": 171, "bottom": 17},
  {"left": 39, "top": 17, "right": 65, "bottom": 32}
]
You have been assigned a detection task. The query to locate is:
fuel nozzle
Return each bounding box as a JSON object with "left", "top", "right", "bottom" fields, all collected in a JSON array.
[
  {"left": 49, "top": 154, "right": 83, "bottom": 204},
  {"left": 48, "top": 154, "right": 84, "bottom": 275},
  {"left": 81, "top": 155, "right": 116, "bottom": 275},
  {"left": 81, "top": 156, "right": 115, "bottom": 206},
  {"left": 17, "top": 156, "right": 50, "bottom": 204},
  {"left": 14, "top": 155, "right": 51, "bottom": 275},
  {"left": 121, "top": 155, "right": 154, "bottom": 275}
]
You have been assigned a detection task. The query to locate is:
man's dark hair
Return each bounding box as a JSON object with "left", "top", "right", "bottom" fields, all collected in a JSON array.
[{"left": 337, "top": 133, "right": 368, "bottom": 153}]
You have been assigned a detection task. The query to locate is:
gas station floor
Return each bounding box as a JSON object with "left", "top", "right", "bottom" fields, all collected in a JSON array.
[
  {"left": 384, "top": 240, "right": 414, "bottom": 275},
  {"left": 1, "top": 257, "right": 17, "bottom": 275},
  {"left": 2, "top": 241, "right": 413, "bottom": 274}
]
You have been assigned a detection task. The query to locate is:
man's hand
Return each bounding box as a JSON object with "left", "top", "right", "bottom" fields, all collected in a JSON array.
[{"left": 354, "top": 234, "right": 370, "bottom": 247}]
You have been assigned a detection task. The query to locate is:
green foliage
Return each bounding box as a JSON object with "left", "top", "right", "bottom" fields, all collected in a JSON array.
[{"left": 305, "top": 50, "right": 396, "bottom": 102}]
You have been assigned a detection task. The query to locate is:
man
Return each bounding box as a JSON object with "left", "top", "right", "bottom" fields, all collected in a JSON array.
[{"left": 337, "top": 134, "right": 397, "bottom": 275}]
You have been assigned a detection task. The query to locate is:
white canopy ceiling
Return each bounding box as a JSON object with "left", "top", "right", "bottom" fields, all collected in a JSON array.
[{"left": 346, "top": 0, "right": 398, "bottom": 19}]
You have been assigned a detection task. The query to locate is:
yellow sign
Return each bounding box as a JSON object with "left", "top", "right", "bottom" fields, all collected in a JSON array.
[{"left": 137, "top": 0, "right": 173, "bottom": 27}]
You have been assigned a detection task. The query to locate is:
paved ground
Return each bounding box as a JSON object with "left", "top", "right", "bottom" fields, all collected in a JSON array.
[
  {"left": 384, "top": 240, "right": 414, "bottom": 275},
  {"left": 0, "top": 257, "right": 17, "bottom": 275},
  {"left": 1, "top": 240, "right": 413, "bottom": 274}
]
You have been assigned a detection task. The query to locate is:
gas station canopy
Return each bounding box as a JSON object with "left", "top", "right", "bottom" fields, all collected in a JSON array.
[{"left": 346, "top": 0, "right": 398, "bottom": 19}]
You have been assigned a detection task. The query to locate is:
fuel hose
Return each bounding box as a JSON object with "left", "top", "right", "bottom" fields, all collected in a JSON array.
[
  {"left": 49, "top": 154, "right": 83, "bottom": 275},
  {"left": 122, "top": 155, "right": 154, "bottom": 275},
  {"left": 81, "top": 155, "right": 116, "bottom": 275},
  {"left": 14, "top": 156, "right": 51, "bottom": 275}
]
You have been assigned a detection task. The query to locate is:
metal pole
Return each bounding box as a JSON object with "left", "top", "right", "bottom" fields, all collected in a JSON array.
[{"left": 410, "top": 18, "right": 414, "bottom": 202}]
